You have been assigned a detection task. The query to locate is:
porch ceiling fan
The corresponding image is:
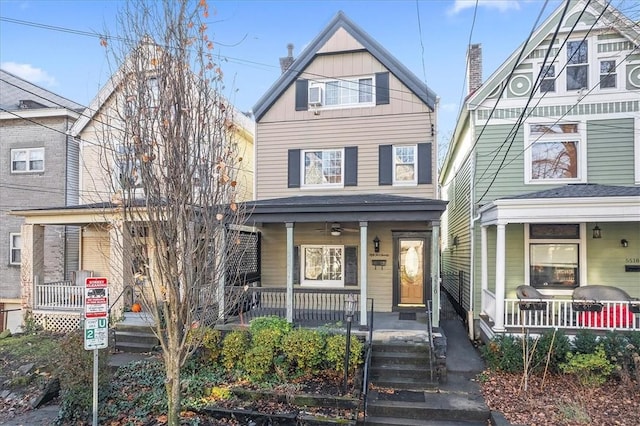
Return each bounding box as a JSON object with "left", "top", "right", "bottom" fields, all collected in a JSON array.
[{"left": 316, "top": 223, "right": 359, "bottom": 236}]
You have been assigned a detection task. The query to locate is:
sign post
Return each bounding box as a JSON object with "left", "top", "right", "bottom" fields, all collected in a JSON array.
[{"left": 84, "top": 277, "right": 109, "bottom": 426}]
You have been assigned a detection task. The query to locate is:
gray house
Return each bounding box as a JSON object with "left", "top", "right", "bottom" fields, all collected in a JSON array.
[
  {"left": 0, "top": 69, "right": 82, "bottom": 332},
  {"left": 439, "top": 0, "right": 640, "bottom": 340}
]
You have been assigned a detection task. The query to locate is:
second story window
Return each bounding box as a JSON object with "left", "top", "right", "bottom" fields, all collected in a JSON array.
[
  {"left": 526, "top": 122, "right": 584, "bottom": 183},
  {"left": 539, "top": 64, "right": 556, "bottom": 93},
  {"left": 303, "top": 149, "right": 343, "bottom": 186},
  {"left": 599, "top": 60, "right": 616, "bottom": 89},
  {"left": 10, "top": 233, "right": 22, "bottom": 265},
  {"left": 566, "top": 40, "right": 588, "bottom": 90},
  {"left": 393, "top": 145, "right": 417, "bottom": 184},
  {"left": 11, "top": 148, "right": 44, "bottom": 173},
  {"left": 114, "top": 144, "right": 143, "bottom": 190}
]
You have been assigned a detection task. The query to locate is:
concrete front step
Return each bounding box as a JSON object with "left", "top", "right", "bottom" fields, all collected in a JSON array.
[
  {"left": 361, "top": 417, "right": 487, "bottom": 426},
  {"left": 366, "top": 390, "right": 490, "bottom": 424},
  {"left": 113, "top": 324, "right": 159, "bottom": 353}
]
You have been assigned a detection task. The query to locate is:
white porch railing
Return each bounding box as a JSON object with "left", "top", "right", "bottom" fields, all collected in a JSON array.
[
  {"left": 504, "top": 298, "right": 640, "bottom": 331},
  {"left": 35, "top": 281, "right": 84, "bottom": 311},
  {"left": 481, "top": 288, "right": 496, "bottom": 323}
]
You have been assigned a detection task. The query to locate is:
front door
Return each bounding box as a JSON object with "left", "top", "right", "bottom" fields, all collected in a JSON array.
[{"left": 393, "top": 232, "right": 431, "bottom": 308}]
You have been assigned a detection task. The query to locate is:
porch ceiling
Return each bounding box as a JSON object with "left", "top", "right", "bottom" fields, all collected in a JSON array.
[
  {"left": 245, "top": 194, "right": 447, "bottom": 224},
  {"left": 479, "top": 184, "right": 640, "bottom": 225}
]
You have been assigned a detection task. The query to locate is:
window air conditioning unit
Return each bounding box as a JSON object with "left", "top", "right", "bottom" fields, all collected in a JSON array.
[{"left": 308, "top": 86, "right": 323, "bottom": 106}]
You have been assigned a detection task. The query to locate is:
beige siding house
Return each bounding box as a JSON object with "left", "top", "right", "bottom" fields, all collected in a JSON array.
[{"left": 247, "top": 12, "right": 446, "bottom": 327}]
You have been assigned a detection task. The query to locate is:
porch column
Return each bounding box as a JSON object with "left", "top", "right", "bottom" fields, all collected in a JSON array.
[
  {"left": 431, "top": 221, "right": 441, "bottom": 328},
  {"left": 359, "top": 221, "right": 368, "bottom": 327},
  {"left": 285, "top": 222, "right": 294, "bottom": 323},
  {"left": 481, "top": 225, "right": 488, "bottom": 298},
  {"left": 217, "top": 227, "right": 227, "bottom": 320},
  {"left": 494, "top": 223, "right": 506, "bottom": 332},
  {"left": 109, "top": 223, "right": 127, "bottom": 317},
  {"left": 20, "top": 224, "right": 45, "bottom": 311}
]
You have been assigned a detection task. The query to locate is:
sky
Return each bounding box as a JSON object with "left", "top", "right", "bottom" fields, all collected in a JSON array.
[{"left": 0, "top": 0, "right": 590, "bottom": 146}]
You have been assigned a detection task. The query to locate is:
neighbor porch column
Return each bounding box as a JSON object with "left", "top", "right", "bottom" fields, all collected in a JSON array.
[
  {"left": 109, "top": 223, "right": 127, "bottom": 317},
  {"left": 481, "top": 225, "right": 488, "bottom": 303},
  {"left": 359, "top": 221, "right": 368, "bottom": 327},
  {"left": 494, "top": 223, "right": 506, "bottom": 332},
  {"left": 431, "top": 220, "right": 441, "bottom": 328},
  {"left": 285, "top": 222, "right": 294, "bottom": 323},
  {"left": 20, "top": 224, "right": 45, "bottom": 311},
  {"left": 217, "top": 227, "right": 227, "bottom": 320}
]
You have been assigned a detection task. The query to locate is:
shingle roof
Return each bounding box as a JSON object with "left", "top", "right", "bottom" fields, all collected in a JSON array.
[
  {"left": 504, "top": 184, "right": 640, "bottom": 200},
  {"left": 252, "top": 11, "right": 437, "bottom": 121},
  {"left": 0, "top": 69, "right": 83, "bottom": 111}
]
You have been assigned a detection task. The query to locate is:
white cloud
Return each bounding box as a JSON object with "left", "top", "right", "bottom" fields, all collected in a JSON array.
[
  {"left": 1, "top": 62, "right": 57, "bottom": 87},
  {"left": 449, "top": 0, "right": 523, "bottom": 15}
]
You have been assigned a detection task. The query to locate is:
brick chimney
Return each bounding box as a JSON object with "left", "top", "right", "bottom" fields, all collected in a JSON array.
[
  {"left": 467, "top": 43, "right": 482, "bottom": 95},
  {"left": 279, "top": 43, "right": 295, "bottom": 74}
]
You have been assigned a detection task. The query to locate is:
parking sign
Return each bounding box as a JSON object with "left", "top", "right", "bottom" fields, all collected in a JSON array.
[{"left": 84, "top": 277, "right": 109, "bottom": 350}]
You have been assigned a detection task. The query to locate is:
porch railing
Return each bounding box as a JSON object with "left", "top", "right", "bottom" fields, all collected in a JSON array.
[
  {"left": 504, "top": 298, "right": 640, "bottom": 331},
  {"left": 482, "top": 288, "right": 496, "bottom": 323},
  {"left": 240, "top": 287, "right": 361, "bottom": 326},
  {"left": 35, "top": 281, "right": 84, "bottom": 311}
]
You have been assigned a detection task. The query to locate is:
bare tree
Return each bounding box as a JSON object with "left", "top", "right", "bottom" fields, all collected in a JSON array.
[{"left": 91, "top": 1, "right": 251, "bottom": 423}]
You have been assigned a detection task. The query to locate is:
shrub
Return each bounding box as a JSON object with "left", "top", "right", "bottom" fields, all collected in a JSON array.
[
  {"left": 221, "top": 330, "right": 249, "bottom": 372},
  {"left": 572, "top": 329, "right": 599, "bottom": 354},
  {"left": 324, "top": 334, "right": 363, "bottom": 374},
  {"left": 481, "top": 334, "right": 524, "bottom": 373},
  {"left": 55, "top": 330, "right": 110, "bottom": 425},
  {"left": 252, "top": 327, "right": 286, "bottom": 353},
  {"left": 243, "top": 344, "right": 276, "bottom": 382},
  {"left": 282, "top": 328, "right": 326, "bottom": 374},
  {"left": 249, "top": 316, "right": 292, "bottom": 336},
  {"left": 531, "top": 329, "right": 571, "bottom": 373},
  {"left": 560, "top": 345, "right": 614, "bottom": 387}
]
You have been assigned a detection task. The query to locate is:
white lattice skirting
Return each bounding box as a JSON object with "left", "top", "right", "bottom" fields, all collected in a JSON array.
[{"left": 33, "top": 311, "right": 83, "bottom": 333}]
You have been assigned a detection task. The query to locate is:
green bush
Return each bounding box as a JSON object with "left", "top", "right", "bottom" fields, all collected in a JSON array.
[
  {"left": 243, "top": 344, "right": 276, "bottom": 382},
  {"left": 54, "top": 330, "right": 110, "bottom": 425},
  {"left": 324, "top": 334, "right": 363, "bottom": 374},
  {"left": 282, "top": 328, "right": 326, "bottom": 374},
  {"left": 572, "top": 329, "right": 599, "bottom": 354},
  {"left": 188, "top": 327, "right": 223, "bottom": 364},
  {"left": 531, "top": 329, "right": 571, "bottom": 373},
  {"left": 249, "top": 316, "right": 292, "bottom": 336},
  {"left": 252, "top": 327, "right": 286, "bottom": 353},
  {"left": 221, "top": 330, "right": 249, "bottom": 372},
  {"left": 481, "top": 334, "right": 524, "bottom": 373},
  {"left": 560, "top": 345, "right": 614, "bottom": 387}
]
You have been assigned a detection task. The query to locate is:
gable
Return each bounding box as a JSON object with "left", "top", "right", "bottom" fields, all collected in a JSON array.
[{"left": 317, "top": 27, "right": 365, "bottom": 54}]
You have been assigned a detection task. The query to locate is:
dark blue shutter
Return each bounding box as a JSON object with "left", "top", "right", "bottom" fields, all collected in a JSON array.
[
  {"left": 417, "top": 143, "right": 432, "bottom": 184},
  {"left": 344, "top": 146, "right": 358, "bottom": 186},
  {"left": 375, "top": 72, "right": 390, "bottom": 105},
  {"left": 295, "top": 80, "right": 308, "bottom": 111},
  {"left": 288, "top": 149, "right": 301, "bottom": 188},
  {"left": 379, "top": 145, "right": 392, "bottom": 185}
]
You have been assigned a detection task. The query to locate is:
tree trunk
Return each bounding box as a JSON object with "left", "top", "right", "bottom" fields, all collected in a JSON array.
[{"left": 165, "top": 337, "right": 182, "bottom": 425}]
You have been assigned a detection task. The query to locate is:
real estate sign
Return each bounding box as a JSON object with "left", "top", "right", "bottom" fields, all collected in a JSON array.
[{"left": 84, "top": 277, "right": 109, "bottom": 350}]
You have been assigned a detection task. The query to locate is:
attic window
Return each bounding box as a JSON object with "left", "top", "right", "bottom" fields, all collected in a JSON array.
[
  {"left": 309, "top": 76, "right": 374, "bottom": 108},
  {"left": 19, "top": 100, "right": 47, "bottom": 109}
]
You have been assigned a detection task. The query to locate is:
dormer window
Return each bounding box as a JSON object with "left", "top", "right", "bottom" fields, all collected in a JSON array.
[
  {"left": 599, "top": 60, "right": 616, "bottom": 89},
  {"left": 566, "top": 40, "right": 588, "bottom": 90},
  {"left": 540, "top": 65, "right": 556, "bottom": 93}
]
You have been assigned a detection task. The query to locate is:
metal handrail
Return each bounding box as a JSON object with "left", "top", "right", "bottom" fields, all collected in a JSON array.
[
  {"left": 426, "top": 300, "right": 435, "bottom": 382},
  {"left": 108, "top": 285, "right": 134, "bottom": 319},
  {"left": 359, "top": 297, "right": 374, "bottom": 423}
]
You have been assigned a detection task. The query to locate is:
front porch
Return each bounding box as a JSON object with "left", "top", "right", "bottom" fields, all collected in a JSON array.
[{"left": 481, "top": 289, "right": 640, "bottom": 337}]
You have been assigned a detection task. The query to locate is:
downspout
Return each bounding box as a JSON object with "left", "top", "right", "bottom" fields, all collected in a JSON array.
[{"left": 468, "top": 108, "right": 480, "bottom": 340}]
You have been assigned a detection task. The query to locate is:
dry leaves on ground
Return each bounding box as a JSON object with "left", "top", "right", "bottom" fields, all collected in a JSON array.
[{"left": 480, "top": 370, "right": 640, "bottom": 426}]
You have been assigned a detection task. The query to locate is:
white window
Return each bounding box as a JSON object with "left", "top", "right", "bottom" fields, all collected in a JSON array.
[
  {"left": 599, "top": 59, "right": 616, "bottom": 89},
  {"left": 539, "top": 64, "right": 556, "bottom": 93},
  {"left": 113, "top": 144, "right": 142, "bottom": 190},
  {"left": 566, "top": 40, "right": 588, "bottom": 91},
  {"left": 309, "top": 76, "right": 374, "bottom": 108},
  {"left": 525, "top": 122, "right": 585, "bottom": 184},
  {"left": 393, "top": 145, "right": 417, "bottom": 185},
  {"left": 10, "top": 233, "right": 22, "bottom": 265},
  {"left": 301, "top": 245, "right": 344, "bottom": 287},
  {"left": 11, "top": 148, "right": 44, "bottom": 173},
  {"left": 527, "top": 224, "right": 581, "bottom": 290},
  {"left": 303, "top": 149, "right": 343, "bottom": 187}
]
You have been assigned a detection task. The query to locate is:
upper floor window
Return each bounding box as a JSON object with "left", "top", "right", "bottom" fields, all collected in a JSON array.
[
  {"left": 540, "top": 64, "right": 556, "bottom": 93},
  {"left": 393, "top": 145, "right": 417, "bottom": 185},
  {"left": 526, "top": 122, "right": 584, "bottom": 183},
  {"left": 10, "top": 233, "right": 22, "bottom": 265},
  {"left": 567, "top": 40, "right": 588, "bottom": 90},
  {"left": 599, "top": 59, "right": 616, "bottom": 89},
  {"left": 11, "top": 148, "right": 44, "bottom": 173},
  {"left": 303, "top": 149, "right": 343, "bottom": 187},
  {"left": 309, "top": 76, "right": 374, "bottom": 108},
  {"left": 114, "top": 144, "right": 142, "bottom": 190}
]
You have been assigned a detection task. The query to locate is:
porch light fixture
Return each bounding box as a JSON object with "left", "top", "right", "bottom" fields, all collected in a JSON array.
[
  {"left": 592, "top": 224, "right": 602, "bottom": 239},
  {"left": 343, "top": 293, "right": 356, "bottom": 395},
  {"left": 621, "top": 239, "right": 629, "bottom": 248},
  {"left": 331, "top": 229, "right": 341, "bottom": 237},
  {"left": 373, "top": 236, "right": 380, "bottom": 253},
  {"left": 453, "top": 236, "right": 459, "bottom": 247}
]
